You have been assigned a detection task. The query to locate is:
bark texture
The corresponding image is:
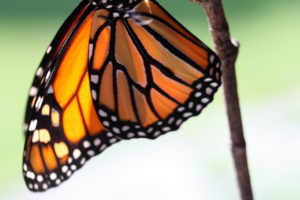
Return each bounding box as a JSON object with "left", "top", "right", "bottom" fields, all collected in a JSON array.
[{"left": 189, "top": 0, "right": 254, "bottom": 199}]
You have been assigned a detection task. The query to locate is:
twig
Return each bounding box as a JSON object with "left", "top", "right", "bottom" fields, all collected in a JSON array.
[{"left": 189, "top": 0, "right": 254, "bottom": 199}]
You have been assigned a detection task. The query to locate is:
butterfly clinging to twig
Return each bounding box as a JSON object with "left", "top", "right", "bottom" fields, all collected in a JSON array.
[{"left": 23, "top": 0, "right": 221, "bottom": 192}]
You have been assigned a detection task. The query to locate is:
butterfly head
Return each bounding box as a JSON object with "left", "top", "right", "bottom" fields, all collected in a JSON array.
[{"left": 93, "top": 0, "right": 140, "bottom": 10}]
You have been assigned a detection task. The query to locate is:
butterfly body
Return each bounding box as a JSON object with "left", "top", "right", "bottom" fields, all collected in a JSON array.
[{"left": 23, "top": 0, "right": 221, "bottom": 192}]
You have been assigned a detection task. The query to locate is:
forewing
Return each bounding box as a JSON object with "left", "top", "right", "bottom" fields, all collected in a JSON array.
[
  {"left": 24, "top": 0, "right": 91, "bottom": 133},
  {"left": 23, "top": 4, "right": 119, "bottom": 192}
]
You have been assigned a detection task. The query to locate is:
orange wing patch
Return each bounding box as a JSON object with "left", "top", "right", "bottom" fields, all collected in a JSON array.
[
  {"left": 78, "top": 72, "right": 105, "bottom": 136},
  {"left": 53, "top": 13, "right": 93, "bottom": 108},
  {"left": 30, "top": 145, "right": 46, "bottom": 174},
  {"left": 99, "top": 62, "right": 115, "bottom": 111},
  {"left": 42, "top": 145, "right": 58, "bottom": 171},
  {"left": 144, "top": 16, "right": 209, "bottom": 69},
  {"left": 128, "top": 19, "right": 204, "bottom": 85},
  {"left": 116, "top": 70, "right": 138, "bottom": 123},
  {"left": 151, "top": 66, "right": 192, "bottom": 104},
  {"left": 92, "top": 26, "right": 111, "bottom": 71},
  {"left": 90, "top": 9, "right": 109, "bottom": 40},
  {"left": 115, "top": 20, "right": 147, "bottom": 87},
  {"left": 52, "top": 12, "right": 106, "bottom": 143},
  {"left": 63, "top": 98, "right": 86, "bottom": 143},
  {"left": 133, "top": 87, "right": 158, "bottom": 127},
  {"left": 133, "top": 0, "right": 200, "bottom": 44},
  {"left": 150, "top": 88, "right": 178, "bottom": 119}
]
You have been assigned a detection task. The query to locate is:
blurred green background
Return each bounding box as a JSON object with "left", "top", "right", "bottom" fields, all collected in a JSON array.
[{"left": 0, "top": 0, "right": 300, "bottom": 199}]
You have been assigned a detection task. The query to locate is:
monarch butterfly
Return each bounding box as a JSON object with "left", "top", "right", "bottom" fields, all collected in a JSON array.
[{"left": 23, "top": 0, "right": 221, "bottom": 192}]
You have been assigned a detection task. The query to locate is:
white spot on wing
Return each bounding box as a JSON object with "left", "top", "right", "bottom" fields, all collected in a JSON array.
[
  {"left": 94, "top": 138, "right": 101, "bottom": 146},
  {"left": 176, "top": 119, "right": 183, "bottom": 126},
  {"left": 32, "top": 130, "right": 39, "bottom": 143},
  {"left": 112, "top": 127, "right": 120, "bottom": 134},
  {"left": 29, "top": 86, "right": 38, "bottom": 96},
  {"left": 47, "top": 86, "right": 54, "bottom": 94},
  {"left": 29, "top": 119, "right": 38, "bottom": 132},
  {"left": 91, "top": 90, "right": 97, "bottom": 100},
  {"left": 111, "top": 116, "right": 117, "bottom": 122},
  {"left": 46, "top": 46, "right": 52, "bottom": 54},
  {"left": 71, "top": 164, "right": 77, "bottom": 171},
  {"left": 195, "top": 92, "right": 202, "bottom": 98},
  {"left": 36, "top": 67, "right": 44, "bottom": 77},
  {"left": 196, "top": 83, "right": 202, "bottom": 89},
  {"left": 177, "top": 107, "right": 185, "bottom": 112},
  {"left": 154, "top": 131, "right": 161, "bottom": 137},
  {"left": 188, "top": 102, "right": 194, "bottom": 109},
  {"left": 103, "top": 121, "right": 110, "bottom": 127},
  {"left": 83, "top": 140, "right": 91, "bottom": 149},
  {"left": 89, "top": 43, "right": 94, "bottom": 60},
  {"left": 183, "top": 112, "right": 193, "bottom": 118},
  {"left": 26, "top": 171, "right": 35, "bottom": 180},
  {"left": 168, "top": 117, "right": 175, "bottom": 124},
  {"left": 56, "top": 179, "right": 61, "bottom": 185},
  {"left": 196, "top": 104, "right": 203, "bottom": 112},
  {"left": 204, "top": 78, "right": 212, "bottom": 82},
  {"left": 42, "top": 183, "right": 48, "bottom": 190},
  {"left": 87, "top": 150, "right": 95, "bottom": 157},
  {"left": 109, "top": 138, "right": 117, "bottom": 144},
  {"left": 127, "top": 132, "right": 134, "bottom": 138},
  {"left": 66, "top": 170, "right": 72, "bottom": 177},
  {"left": 137, "top": 131, "right": 146, "bottom": 137},
  {"left": 211, "top": 82, "right": 218, "bottom": 87},
  {"left": 90, "top": 74, "right": 99, "bottom": 84},
  {"left": 62, "top": 165, "right": 68, "bottom": 173},
  {"left": 45, "top": 70, "right": 51, "bottom": 81},
  {"left": 35, "top": 96, "right": 44, "bottom": 110},
  {"left": 23, "top": 164, "right": 28, "bottom": 171},
  {"left": 99, "top": 109, "right": 108, "bottom": 117},
  {"left": 113, "top": 12, "right": 120, "bottom": 17},
  {"left": 106, "top": 132, "right": 113, "bottom": 138},
  {"left": 50, "top": 172, "right": 57, "bottom": 180},
  {"left": 206, "top": 87, "right": 213, "bottom": 95},
  {"left": 73, "top": 149, "right": 81, "bottom": 159},
  {"left": 147, "top": 127, "right": 154, "bottom": 133},
  {"left": 122, "top": 126, "right": 130, "bottom": 131},
  {"left": 201, "top": 98, "right": 210, "bottom": 104},
  {"left": 37, "top": 175, "right": 43, "bottom": 182},
  {"left": 80, "top": 158, "right": 86, "bottom": 165},
  {"left": 68, "top": 157, "right": 73, "bottom": 164},
  {"left": 100, "top": 144, "right": 107, "bottom": 151},
  {"left": 162, "top": 127, "right": 171, "bottom": 132}
]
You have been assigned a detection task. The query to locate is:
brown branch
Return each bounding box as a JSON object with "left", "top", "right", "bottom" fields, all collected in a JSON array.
[{"left": 189, "top": 0, "right": 254, "bottom": 200}]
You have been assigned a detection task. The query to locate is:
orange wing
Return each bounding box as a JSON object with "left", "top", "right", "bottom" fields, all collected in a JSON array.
[
  {"left": 24, "top": 0, "right": 221, "bottom": 192},
  {"left": 88, "top": 0, "right": 221, "bottom": 139},
  {"left": 23, "top": 3, "right": 119, "bottom": 192},
  {"left": 24, "top": 0, "right": 90, "bottom": 133}
]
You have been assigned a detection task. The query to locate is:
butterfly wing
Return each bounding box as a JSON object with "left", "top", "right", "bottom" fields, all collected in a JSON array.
[
  {"left": 23, "top": 0, "right": 93, "bottom": 135},
  {"left": 23, "top": 2, "right": 119, "bottom": 192},
  {"left": 89, "top": 0, "right": 221, "bottom": 139}
]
